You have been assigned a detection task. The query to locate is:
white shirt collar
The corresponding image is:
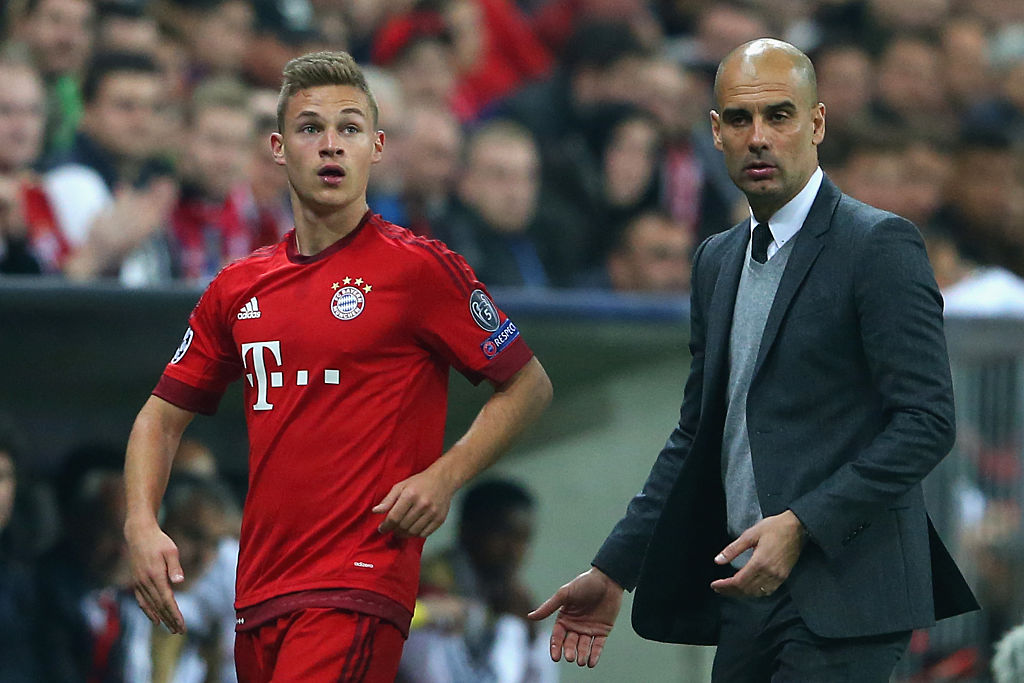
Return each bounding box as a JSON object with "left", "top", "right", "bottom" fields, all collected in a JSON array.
[{"left": 748, "top": 167, "right": 824, "bottom": 249}]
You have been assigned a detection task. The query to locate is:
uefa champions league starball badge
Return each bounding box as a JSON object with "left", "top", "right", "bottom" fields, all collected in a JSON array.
[{"left": 330, "top": 277, "right": 372, "bottom": 320}]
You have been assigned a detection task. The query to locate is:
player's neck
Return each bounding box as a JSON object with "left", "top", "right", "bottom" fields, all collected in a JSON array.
[{"left": 293, "top": 200, "right": 369, "bottom": 256}]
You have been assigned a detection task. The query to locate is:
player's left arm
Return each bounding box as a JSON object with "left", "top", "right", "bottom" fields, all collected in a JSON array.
[{"left": 373, "top": 357, "right": 552, "bottom": 537}]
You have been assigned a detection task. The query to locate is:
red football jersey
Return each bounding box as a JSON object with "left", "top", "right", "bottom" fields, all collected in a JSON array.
[{"left": 154, "top": 212, "right": 533, "bottom": 616}]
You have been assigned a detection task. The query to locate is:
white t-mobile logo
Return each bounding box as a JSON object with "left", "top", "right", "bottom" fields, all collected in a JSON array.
[{"left": 241, "top": 341, "right": 282, "bottom": 411}]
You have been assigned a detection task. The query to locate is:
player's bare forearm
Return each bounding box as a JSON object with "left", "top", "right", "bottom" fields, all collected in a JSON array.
[
  {"left": 124, "top": 395, "right": 195, "bottom": 633},
  {"left": 124, "top": 396, "right": 194, "bottom": 526},
  {"left": 374, "top": 357, "right": 552, "bottom": 536},
  {"left": 439, "top": 356, "right": 552, "bottom": 488}
]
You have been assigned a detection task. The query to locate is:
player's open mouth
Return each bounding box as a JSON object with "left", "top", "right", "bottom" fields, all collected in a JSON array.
[{"left": 318, "top": 165, "right": 346, "bottom": 185}]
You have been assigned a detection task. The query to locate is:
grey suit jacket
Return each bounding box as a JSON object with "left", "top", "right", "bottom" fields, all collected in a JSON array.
[{"left": 592, "top": 176, "right": 979, "bottom": 644}]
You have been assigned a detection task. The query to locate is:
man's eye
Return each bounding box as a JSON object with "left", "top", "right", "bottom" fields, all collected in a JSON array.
[
  {"left": 344, "top": 125, "right": 359, "bottom": 134},
  {"left": 300, "top": 124, "right": 318, "bottom": 134}
]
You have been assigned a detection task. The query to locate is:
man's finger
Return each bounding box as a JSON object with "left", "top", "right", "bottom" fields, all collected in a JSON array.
[
  {"left": 576, "top": 634, "right": 594, "bottom": 667},
  {"left": 548, "top": 621, "right": 567, "bottom": 662},
  {"left": 166, "top": 554, "right": 185, "bottom": 585},
  {"left": 528, "top": 588, "right": 566, "bottom": 621},
  {"left": 134, "top": 587, "right": 160, "bottom": 624},
  {"left": 378, "top": 494, "right": 414, "bottom": 533},
  {"left": 589, "top": 636, "right": 607, "bottom": 667},
  {"left": 563, "top": 631, "right": 580, "bottom": 663},
  {"left": 371, "top": 485, "right": 402, "bottom": 515},
  {"left": 715, "top": 534, "right": 754, "bottom": 564}
]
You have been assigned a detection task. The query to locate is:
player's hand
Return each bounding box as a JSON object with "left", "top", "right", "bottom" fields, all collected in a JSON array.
[
  {"left": 125, "top": 518, "right": 187, "bottom": 634},
  {"left": 372, "top": 468, "right": 456, "bottom": 538},
  {"left": 710, "top": 509, "right": 807, "bottom": 598},
  {"left": 528, "top": 567, "right": 623, "bottom": 668}
]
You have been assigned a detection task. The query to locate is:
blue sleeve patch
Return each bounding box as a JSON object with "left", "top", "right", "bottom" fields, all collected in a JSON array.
[{"left": 480, "top": 319, "right": 520, "bottom": 359}]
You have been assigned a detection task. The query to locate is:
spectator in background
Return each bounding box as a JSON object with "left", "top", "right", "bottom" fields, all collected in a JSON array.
[
  {"left": 123, "top": 474, "right": 240, "bottom": 683},
  {"left": 0, "top": 416, "right": 42, "bottom": 683},
  {"left": 442, "top": 119, "right": 587, "bottom": 288},
  {"left": 170, "top": 77, "right": 258, "bottom": 284},
  {"left": 95, "top": 1, "right": 162, "bottom": 56},
  {"left": 35, "top": 467, "right": 133, "bottom": 683},
  {"left": 174, "top": 0, "right": 256, "bottom": 87},
  {"left": 12, "top": 0, "right": 94, "bottom": 156},
  {"left": 602, "top": 211, "right": 692, "bottom": 294},
  {"left": 636, "top": 55, "right": 741, "bottom": 244},
  {"left": 0, "top": 55, "right": 70, "bottom": 274},
  {"left": 247, "top": 87, "right": 292, "bottom": 248},
  {"left": 871, "top": 35, "right": 958, "bottom": 146},
  {"left": 812, "top": 43, "right": 875, "bottom": 168},
  {"left": 44, "top": 51, "right": 179, "bottom": 285},
  {"left": 364, "top": 66, "right": 410, "bottom": 225},
  {"left": 373, "top": 0, "right": 552, "bottom": 123},
  {"left": 399, "top": 478, "right": 556, "bottom": 683},
  {"left": 936, "top": 129, "right": 1024, "bottom": 276},
  {"left": 390, "top": 105, "right": 463, "bottom": 238},
  {"left": 577, "top": 105, "right": 664, "bottom": 265}
]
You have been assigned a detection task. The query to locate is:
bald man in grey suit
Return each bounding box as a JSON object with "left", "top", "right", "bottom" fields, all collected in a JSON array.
[{"left": 530, "top": 39, "right": 978, "bottom": 682}]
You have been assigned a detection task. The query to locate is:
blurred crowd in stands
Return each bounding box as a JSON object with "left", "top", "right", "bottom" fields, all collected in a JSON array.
[
  {"left": 0, "top": 0, "right": 1018, "bottom": 300},
  {"left": 2, "top": 0, "right": 1024, "bottom": 681}
]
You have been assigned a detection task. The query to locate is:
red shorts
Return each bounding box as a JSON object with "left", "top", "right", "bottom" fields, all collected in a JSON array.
[{"left": 234, "top": 608, "right": 405, "bottom": 682}]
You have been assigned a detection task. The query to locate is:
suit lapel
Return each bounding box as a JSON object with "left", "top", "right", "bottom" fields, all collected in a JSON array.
[
  {"left": 702, "top": 223, "right": 748, "bottom": 408},
  {"left": 752, "top": 176, "right": 843, "bottom": 378}
]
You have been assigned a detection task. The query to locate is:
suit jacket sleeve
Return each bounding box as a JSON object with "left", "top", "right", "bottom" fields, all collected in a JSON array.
[
  {"left": 591, "top": 237, "right": 713, "bottom": 590},
  {"left": 788, "top": 215, "right": 956, "bottom": 559}
]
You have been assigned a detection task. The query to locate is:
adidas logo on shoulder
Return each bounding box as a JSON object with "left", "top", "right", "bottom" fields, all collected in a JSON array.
[{"left": 238, "top": 297, "right": 262, "bottom": 319}]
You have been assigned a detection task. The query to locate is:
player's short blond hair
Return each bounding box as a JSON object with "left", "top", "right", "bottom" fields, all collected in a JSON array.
[{"left": 276, "top": 51, "right": 379, "bottom": 132}]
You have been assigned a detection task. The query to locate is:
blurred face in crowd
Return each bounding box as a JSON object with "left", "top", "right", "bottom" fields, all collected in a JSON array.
[
  {"left": 877, "top": 38, "right": 947, "bottom": 115},
  {"left": 191, "top": 0, "right": 255, "bottom": 74},
  {"left": 165, "top": 496, "right": 226, "bottom": 590},
  {"left": 82, "top": 70, "right": 165, "bottom": 161},
  {"left": 816, "top": 46, "right": 873, "bottom": 127},
  {"left": 0, "top": 452, "right": 15, "bottom": 533},
  {"left": 697, "top": 5, "right": 769, "bottom": 65},
  {"left": 603, "top": 114, "right": 661, "bottom": 208},
  {"left": 711, "top": 40, "right": 825, "bottom": 221},
  {"left": 96, "top": 13, "right": 161, "bottom": 55},
  {"left": 868, "top": 0, "right": 949, "bottom": 33},
  {"left": 0, "top": 64, "right": 46, "bottom": 172},
  {"left": 461, "top": 130, "right": 540, "bottom": 234},
  {"left": 394, "top": 39, "right": 457, "bottom": 110},
  {"left": 22, "top": 0, "right": 94, "bottom": 77},
  {"left": 271, "top": 85, "right": 384, "bottom": 214},
  {"left": 403, "top": 107, "right": 461, "bottom": 199},
  {"left": 952, "top": 146, "right": 1022, "bottom": 238},
  {"left": 189, "top": 105, "right": 256, "bottom": 200},
  {"left": 465, "top": 505, "right": 535, "bottom": 580},
  {"left": 942, "top": 18, "right": 992, "bottom": 105},
  {"left": 609, "top": 213, "right": 692, "bottom": 293},
  {"left": 637, "top": 58, "right": 704, "bottom": 139}
]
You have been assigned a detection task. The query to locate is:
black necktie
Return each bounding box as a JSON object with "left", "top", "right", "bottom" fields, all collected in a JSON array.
[{"left": 751, "top": 222, "right": 771, "bottom": 264}]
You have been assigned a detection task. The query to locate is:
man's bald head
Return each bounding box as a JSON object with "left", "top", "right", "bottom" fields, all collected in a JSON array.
[{"left": 714, "top": 39, "right": 818, "bottom": 110}]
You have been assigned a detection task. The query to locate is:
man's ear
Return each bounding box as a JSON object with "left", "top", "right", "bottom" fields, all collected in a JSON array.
[
  {"left": 710, "top": 110, "right": 723, "bottom": 151},
  {"left": 270, "top": 132, "right": 285, "bottom": 166}
]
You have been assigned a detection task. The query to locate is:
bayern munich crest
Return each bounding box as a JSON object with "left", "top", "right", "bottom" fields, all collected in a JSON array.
[{"left": 330, "top": 277, "right": 372, "bottom": 320}]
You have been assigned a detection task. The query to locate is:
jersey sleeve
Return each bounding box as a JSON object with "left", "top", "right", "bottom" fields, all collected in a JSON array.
[
  {"left": 153, "top": 276, "right": 242, "bottom": 414},
  {"left": 413, "top": 246, "right": 533, "bottom": 385}
]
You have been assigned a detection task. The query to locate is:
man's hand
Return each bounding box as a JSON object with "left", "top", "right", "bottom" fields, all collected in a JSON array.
[
  {"left": 125, "top": 518, "right": 187, "bottom": 634},
  {"left": 710, "top": 509, "right": 807, "bottom": 598},
  {"left": 528, "top": 567, "right": 623, "bottom": 668},
  {"left": 372, "top": 466, "right": 456, "bottom": 538}
]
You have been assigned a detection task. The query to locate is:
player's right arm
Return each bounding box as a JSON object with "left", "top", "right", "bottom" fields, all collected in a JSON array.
[{"left": 124, "top": 395, "right": 196, "bottom": 635}]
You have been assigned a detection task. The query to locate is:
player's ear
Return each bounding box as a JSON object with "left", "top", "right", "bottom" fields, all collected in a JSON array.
[
  {"left": 372, "top": 130, "right": 385, "bottom": 163},
  {"left": 270, "top": 132, "right": 286, "bottom": 166}
]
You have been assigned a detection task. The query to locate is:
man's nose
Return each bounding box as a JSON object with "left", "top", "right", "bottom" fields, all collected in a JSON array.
[
  {"left": 748, "top": 118, "right": 770, "bottom": 151},
  {"left": 320, "top": 129, "right": 342, "bottom": 156}
]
